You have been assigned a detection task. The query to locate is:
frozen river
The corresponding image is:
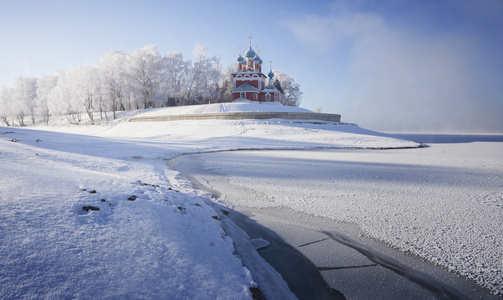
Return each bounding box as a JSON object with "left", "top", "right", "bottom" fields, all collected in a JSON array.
[{"left": 171, "top": 136, "right": 503, "bottom": 299}]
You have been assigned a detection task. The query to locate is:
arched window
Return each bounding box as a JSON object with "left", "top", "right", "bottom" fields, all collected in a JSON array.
[{"left": 265, "top": 93, "right": 271, "bottom": 101}]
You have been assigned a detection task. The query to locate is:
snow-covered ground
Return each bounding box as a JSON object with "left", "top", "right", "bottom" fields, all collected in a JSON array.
[
  {"left": 1, "top": 103, "right": 500, "bottom": 298},
  {"left": 0, "top": 128, "right": 265, "bottom": 299}
]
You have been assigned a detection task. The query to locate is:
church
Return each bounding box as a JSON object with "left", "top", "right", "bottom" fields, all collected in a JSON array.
[{"left": 231, "top": 37, "right": 287, "bottom": 105}]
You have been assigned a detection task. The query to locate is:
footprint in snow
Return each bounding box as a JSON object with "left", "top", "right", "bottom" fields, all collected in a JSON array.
[
  {"left": 82, "top": 206, "right": 100, "bottom": 212},
  {"left": 73, "top": 205, "right": 100, "bottom": 215}
]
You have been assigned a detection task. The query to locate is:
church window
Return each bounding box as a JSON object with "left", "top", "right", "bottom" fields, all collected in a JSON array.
[
  {"left": 265, "top": 93, "right": 271, "bottom": 101},
  {"left": 254, "top": 94, "right": 258, "bottom": 100}
]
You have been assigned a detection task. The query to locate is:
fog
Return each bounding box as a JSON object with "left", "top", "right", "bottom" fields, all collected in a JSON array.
[{"left": 284, "top": 1, "right": 503, "bottom": 133}]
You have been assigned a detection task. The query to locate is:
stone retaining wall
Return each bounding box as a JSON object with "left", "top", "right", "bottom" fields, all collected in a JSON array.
[{"left": 130, "top": 112, "right": 341, "bottom": 122}]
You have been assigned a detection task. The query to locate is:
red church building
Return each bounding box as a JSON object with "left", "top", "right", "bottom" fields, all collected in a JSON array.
[{"left": 231, "top": 38, "right": 287, "bottom": 105}]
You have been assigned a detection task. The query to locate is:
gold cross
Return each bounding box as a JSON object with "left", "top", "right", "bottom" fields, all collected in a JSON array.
[{"left": 248, "top": 35, "right": 253, "bottom": 47}]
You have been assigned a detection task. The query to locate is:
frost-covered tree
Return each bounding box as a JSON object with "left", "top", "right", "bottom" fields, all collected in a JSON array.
[
  {"left": 273, "top": 70, "right": 302, "bottom": 107},
  {"left": 98, "top": 50, "right": 129, "bottom": 119},
  {"left": 159, "top": 51, "right": 188, "bottom": 106},
  {"left": 90, "top": 68, "right": 107, "bottom": 120},
  {"left": 184, "top": 45, "right": 203, "bottom": 105},
  {"left": 219, "top": 64, "right": 235, "bottom": 103},
  {"left": 36, "top": 74, "right": 58, "bottom": 125},
  {"left": 0, "top": 85, "right": 13, "bottom": 126},
  {"left": 93, "top": 75, "right": 108, "bottom": 120},
  {"left": 206, "top": 59, "right": 222, "bottom": 104},
  {"left": 74, "top": 65, "right": 102, "bottom": 123},
  {"left": 12, "top": 76, "right": 38, "bottom": 125},
  {"left": 2, "top": 43, "right": 231, "bottom": 124},
  {"left": 184, "top": 44, "right": 222, "bottom": 105},
  {"left": 49, "top": 70, "right": 83, "bottom": 124},
  {"left": 128, "top": 45, "right": 161, "bottom": 109}
]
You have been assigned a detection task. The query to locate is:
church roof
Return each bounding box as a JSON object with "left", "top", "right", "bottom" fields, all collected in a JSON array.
[
  {"left": 232, "top": 83, "right": 260, "bottom": 92},
  {"left": 245, "top": 47, "right": 256, "bottom": 58}
]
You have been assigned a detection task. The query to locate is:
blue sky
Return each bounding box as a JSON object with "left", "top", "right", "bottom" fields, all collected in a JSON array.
[{"left": 1, "top": 0, "right": 502, "bottom": 132}]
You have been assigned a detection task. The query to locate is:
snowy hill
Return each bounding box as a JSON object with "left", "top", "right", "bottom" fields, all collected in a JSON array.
[
  {"left": 100, "top": 104, "right": 419, "bottom": 150},
  {"left": 0, "top": 104, "right": 423, "bottom": 299}
]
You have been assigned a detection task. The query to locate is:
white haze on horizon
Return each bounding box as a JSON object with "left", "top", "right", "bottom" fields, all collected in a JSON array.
[{"left": 283, "top": 1, "right": 503, "bottom": 133}]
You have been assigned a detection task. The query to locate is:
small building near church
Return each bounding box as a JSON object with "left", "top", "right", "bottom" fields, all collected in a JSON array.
[{"left": 231, "top": 38, "right": 287, "bottom": 105}]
